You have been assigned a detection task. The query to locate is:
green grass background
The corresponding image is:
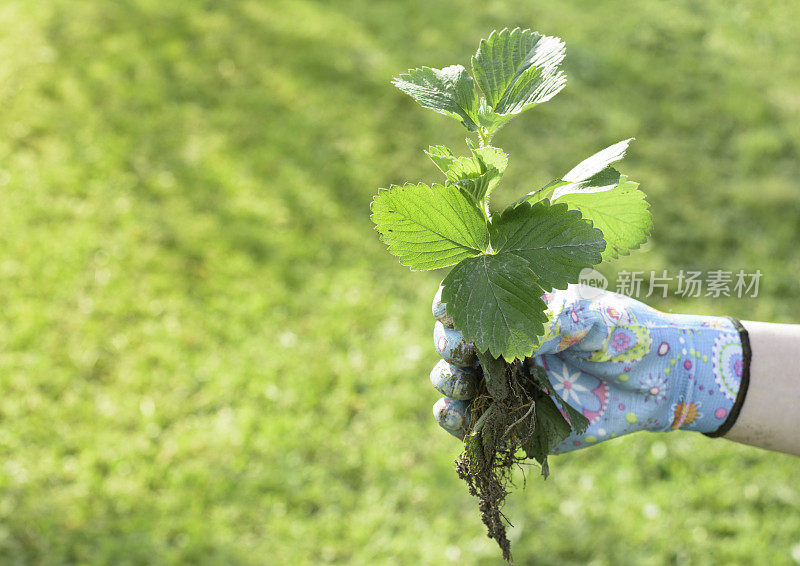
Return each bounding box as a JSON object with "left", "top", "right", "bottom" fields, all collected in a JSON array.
[{"left": 1, "top": 1, "right": 799, "bottom": 564}]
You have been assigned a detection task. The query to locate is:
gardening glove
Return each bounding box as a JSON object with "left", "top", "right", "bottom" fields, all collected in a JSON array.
[{"left": 430, "top": 284, "right": 750, "bottom": 453}]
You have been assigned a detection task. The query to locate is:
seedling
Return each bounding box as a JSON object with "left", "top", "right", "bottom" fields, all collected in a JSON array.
[{"left": 371, "top": 28, "right": 651, "bottom": 563}]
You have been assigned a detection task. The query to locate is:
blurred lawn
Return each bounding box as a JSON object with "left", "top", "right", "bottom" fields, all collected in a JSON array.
[{"left": 0, "top": 0, "right": 799, "bottom": 564}]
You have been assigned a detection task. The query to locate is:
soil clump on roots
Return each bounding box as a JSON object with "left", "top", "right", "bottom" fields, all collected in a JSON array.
[{"left": 455, "top": 358, "right": 560, "bottom": 564}]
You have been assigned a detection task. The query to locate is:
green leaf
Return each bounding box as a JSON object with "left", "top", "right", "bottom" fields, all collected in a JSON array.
[
  {"left": 446, "top": 157, "right": 496, "bottom": 203},
  {"left": 471, "top": 146, "right": 509, "bottom": 182},
  {"left": 445, "top": 156, "right": 485, "bottom": 183},
  {"left": 552, "top": 139, "right": 633, "bottom": 198},
  {"left": 476, "top": 97, "right": 512, "bottom": 131},
  {"left": 564, "top": 138, "right": 632, "bottom": 182},
  {"left": 425, "top": 145, "right": 456, "bottom": 175},
  {"left": 471, "top": 28, "right": 566, "bottom": 116},
  {"left": 393, "top": 65, "right": 479, "bottom": 130},
  {"left": 371, "top": 183, "right": 490, "bottom": 270},
  {"left": 518, "top": 179, "right": 564, "bottom": 205},
  {"left": 441, "top": 254, "right": 548, "bottom": 360},
  {"left": 426, "top": 145, "right": 509, "bottom": 203},
  {"left": 455, "top": 173, "right": 497, "bottom": 204},
  {"left": 468, "top": 146, "right": 508, "bottom": 202},
  {"left": 489, "top": 200, "right": 605, "bottom": 289},
  {"left": 440, "top": 201, "right": 603, "bottom": 360},
  {"left": 494, "top": 60, "right": 566, "bottom": 116},
  {"left": 550, "top": 166, "right": 622, "bottom": 200},
  {"left": 554, "top": 177, "right": 652, "bottom": 261},
  {"left": 520, "top": 387, "right": 572, "bottom": 467},
  {"left": 522, "top": 138, "right": 635, "bottom": 210}
]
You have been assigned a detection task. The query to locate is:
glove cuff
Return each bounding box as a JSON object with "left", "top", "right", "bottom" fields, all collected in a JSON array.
[
  {"left": 662, "top": 314, "right": 749, "bottom": 434},
  {"left": 703, "top": 316, "right": 751, "bottom": 438}
]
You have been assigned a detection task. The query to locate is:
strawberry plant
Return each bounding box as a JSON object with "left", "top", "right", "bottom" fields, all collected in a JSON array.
[{"left": 371, "top": 28, "right": 652, "bottom": 563}]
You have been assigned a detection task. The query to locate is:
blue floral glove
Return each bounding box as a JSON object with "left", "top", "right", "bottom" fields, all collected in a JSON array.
[{"left": 430, "top": 284, "right": 749, "bottom": 453}]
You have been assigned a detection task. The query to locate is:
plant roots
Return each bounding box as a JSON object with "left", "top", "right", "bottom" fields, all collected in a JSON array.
[{"left": 455, "top": 360, "right": 545, "bottom": 565}]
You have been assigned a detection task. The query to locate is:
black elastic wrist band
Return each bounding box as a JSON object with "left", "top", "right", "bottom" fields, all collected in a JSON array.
[{"left": 704, "top": 316, "right": 752, "bottom": 438}]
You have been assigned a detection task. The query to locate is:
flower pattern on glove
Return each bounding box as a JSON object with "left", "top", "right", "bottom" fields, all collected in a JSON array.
[{"left": 429, "top": 285, "right": 744, "bottom": 455}]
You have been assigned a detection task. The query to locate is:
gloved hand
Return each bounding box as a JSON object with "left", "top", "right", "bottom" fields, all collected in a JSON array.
[{"left": 430, "top": 284, "right": 748, "bottom": 453}]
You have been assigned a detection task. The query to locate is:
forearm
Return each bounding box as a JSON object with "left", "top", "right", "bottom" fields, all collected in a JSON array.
[{"left": 723, "top": 320, "right": 800, "bottom": 455}]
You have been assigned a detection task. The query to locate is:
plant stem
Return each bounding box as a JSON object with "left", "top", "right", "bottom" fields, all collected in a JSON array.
[{"left": 478, "top": 127, "right": 493, "bottom": 148}]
